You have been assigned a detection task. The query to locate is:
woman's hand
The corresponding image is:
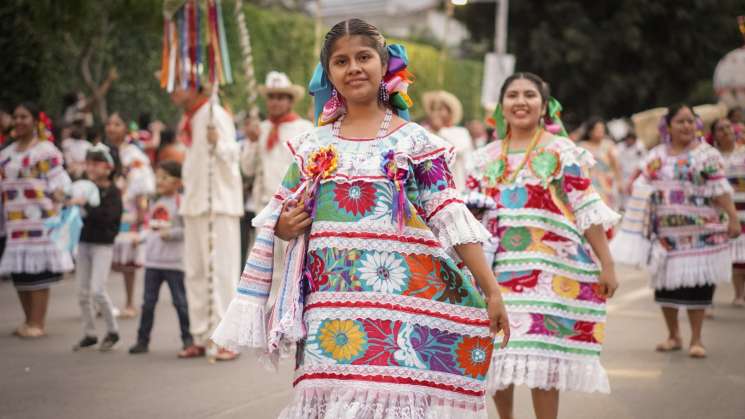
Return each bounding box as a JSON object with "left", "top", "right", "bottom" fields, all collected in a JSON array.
[
  {"left": 486, "top": 294, "right": 511, "bottom": 349},
  {"left": 275, "top": 199, "right": 312, "bottom": 241},
  {"left": 597, "top": 264, "right": 619, "bottom": 298},
  {"left": 728, "top": 217, "right": 742, "bottom": 239}
]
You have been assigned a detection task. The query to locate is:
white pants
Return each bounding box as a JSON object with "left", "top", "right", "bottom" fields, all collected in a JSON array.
[
  {"left": 76, "top": 243, "right": 118, "bottom": 336},
  {"left": 183, "top": 214, "right": 241, "bottom": 345}
]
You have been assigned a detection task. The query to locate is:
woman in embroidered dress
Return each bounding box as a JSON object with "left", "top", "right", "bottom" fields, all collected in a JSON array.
[
  {"left": 1, "top": 102, "right": 72, "bottom": 338},
  {"left": 466, "top": 73, "right": 620, "bottom": 419},
  {"left": 106, "top": 112, "right": 155, "bottom": 318},
  {"left": 578, "top": 117, "right": 622, "bottom": 212},
  {"left": 612, "top": 105, "right": 740, "bottom": 358},
  {"left": 212, "top": 19, "right": 509, "bottom": 418},
  {"left": 711, "top": 117, "right": 745, "bottom": 306}
]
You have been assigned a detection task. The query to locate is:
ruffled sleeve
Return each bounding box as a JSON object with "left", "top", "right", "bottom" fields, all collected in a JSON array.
[
  {"left": 698, "top": 145, "right": 733, "bottom": 198},
  {"left": 211, "top": 157, "right": 306, "bottom": 352},
  {"left": 559, "top": 141, "right": 621, "bottom": 232},
  {"left": 39, "top": 142, "right": 71, "bottom": 192},
  {"left": 411, "top": 131, "right": 490, "bottom": 249}
]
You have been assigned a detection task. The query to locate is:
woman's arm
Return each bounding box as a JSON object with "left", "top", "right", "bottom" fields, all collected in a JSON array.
[
  {"left": 584, "top": 224, "right": 619, "bottom": 298},
  {"left": 713, "top": 193, "right": 742, "bottom": 238},
  {"left": 454, "top": 242, "right": 510, "bottom": 348}
]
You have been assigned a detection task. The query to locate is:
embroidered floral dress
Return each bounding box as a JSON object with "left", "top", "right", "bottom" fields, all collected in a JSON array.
[
  {"left": 611, "top": 143, "right": 733, "bottom": 307},
  {"left": 112, "top": 140, "right": 155, "bottom": 269},
  {"left": 467, "top": 136, "right": 619, "bottom": 394},
  {"left": 722, "top": 145, "right": 745, "bottom": 265},
  {"left": 0, "top": 141, "right": 72, "bottom": 280},
  {"left": 214, "top": 123, "right": 497, "bottom": 418}
]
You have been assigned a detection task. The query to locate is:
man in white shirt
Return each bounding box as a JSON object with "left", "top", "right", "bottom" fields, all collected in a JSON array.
[
  {"left": 170, "top": 82, "right": 243, "bottom": 361},
  {"left": 241, "top": 72, "right": 313, "bottom": 286}
]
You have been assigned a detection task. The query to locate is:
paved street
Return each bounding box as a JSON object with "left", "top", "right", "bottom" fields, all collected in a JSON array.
[{"left": 1, "top": 265, "right": 744, "bottom": 419}]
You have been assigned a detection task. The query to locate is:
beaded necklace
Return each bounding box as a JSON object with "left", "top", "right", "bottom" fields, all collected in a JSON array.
[{"left": 493, "top": 128, "right": 544, "bottom": 185}]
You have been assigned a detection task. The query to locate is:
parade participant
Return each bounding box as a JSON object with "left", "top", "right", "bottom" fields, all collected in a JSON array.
[
  {"left": 579, "top": 117, "right": 622, "bottom": 211},
  {"left": 423, "top": 90, "right": 474, "bottom": 191},
  {"left": 129, "top": 160, "right": 193, "bottom": 355},
  {"left": 711, "top": 117, "right": 745, "bottom": 306},
  {"left": 0, "top": 102, "right": 72, "bottom": 338},
  {"left": 467, "top": 73, "right": 619, "bottom": 419},
  {"left": 170, "top": 80, "right": 243, "bottom": 361},
  {"left": 60, "top": 119, "right": 91, "bottom": 180},
  {"left": 612, "top": 105, "right": 740, "bottom": 358},
  {"left": 107, "top": 112, "right": 155, "bottom": 319},
  {"left": 728, "top": 106, "right": 744, "bottom": 143},
  {"left": 72, "top": 145, "right": 122, "bottom": 351},
  {"left": 240, "top": 71, "right": 313, "bottom": 282},
  {"left": 616, "top": 130, "right": 646, "bottom": 207},
  {"left": 212, "top": 18, "right": 509, "bottom": 417}
]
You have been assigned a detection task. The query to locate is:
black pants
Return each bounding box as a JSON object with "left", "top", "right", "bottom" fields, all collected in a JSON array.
[{"left": 137, "top": 268, "right": 192, "bottom": 347}]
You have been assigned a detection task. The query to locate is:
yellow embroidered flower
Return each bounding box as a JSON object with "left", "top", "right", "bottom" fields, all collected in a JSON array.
[
  {"left": 527, "top": 228, "right": 557, "bottom": 255},
  {"left": 552, "top": 276, "right": 580, "bottom": 299},
  {"left": 306, "top": 145, "right": 338, "bottom": 180},
  {"left": 593, "top": 323, "right": 605, "bottom": 343},
  {"left": 318, "top": 319, "right": 367, "bottom": 362}
]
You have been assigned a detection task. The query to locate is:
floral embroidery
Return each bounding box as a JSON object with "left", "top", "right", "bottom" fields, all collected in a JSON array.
[
  {"left": 318, "top": 319, "right": 367, "bottom": 362},
  {"left": 501, "top": 227, "right": 532, "bottom": 252},
  {"left": 552, "top": 276, "right": 581, "bottom": 299},
  {"left": 334, "top": 181, "right": 377, "bottom": 216},
  {"left": 358, "top": 251, "right": 408, "bottom": 293},
  {"left": 455, "top": 336, "right": 492, "bottom": 379}
]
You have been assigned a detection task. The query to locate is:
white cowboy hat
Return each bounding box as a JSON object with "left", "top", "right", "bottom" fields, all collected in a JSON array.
[
  {"left": 258, "top": 71, "right": 305, "bottom": 101},
  {"left": 422, "top": 90, "right": 464, "bottom": 126}
]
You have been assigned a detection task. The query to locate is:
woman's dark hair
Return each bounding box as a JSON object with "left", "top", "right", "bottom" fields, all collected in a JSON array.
[
  {"left": 320, "top": 19, "right": 388, "bottom": 75},
  {"left": 159, "top": 128, "right": 175, "bottom": 146},
  {"left": 727, "top": 107, "right": 742, "bottom": 120},
  {"left": 108, "top": 111, "right": 130, "bottom": 125},
  {"left": 710, "top": 117, "right": 728, "bottom": 136},
  {"left": 157, "top": 159, "right": 182, "bottom": 179},
  {"left": 580, "top": 116, "right": 606, "bottom": 142},
  {"left": 498, "top": 72, "right": 548, "bottom": 105},
  {"left": 86, "top": 125, "right": 103, "bottom": 143},
  {"left": 137, "top": 113, "right": 151, "bottom": 131},
  {"left": 15, "top": 102, "right": 40, "bottom": 120},
  {"left": 664, "top": 104, "right": 695, "bottom": 125}
]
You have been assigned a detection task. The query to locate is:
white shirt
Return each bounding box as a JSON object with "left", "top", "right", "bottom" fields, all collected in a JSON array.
[
  {"left": 180, "top": 102, "right": 243, "bottom": 217},
  {"left": 241, "top": 117, "right": 313, "bottom": 209},
  {"left": 437, "top": 126, "right": 474, "bottom": 192}
]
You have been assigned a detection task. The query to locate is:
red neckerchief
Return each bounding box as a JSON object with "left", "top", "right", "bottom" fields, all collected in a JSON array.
[
  {"left": 179, "top": 97, "right": 210, "bottom": 148},
  {"left": 266, "top": 112, "right": 300, "bottom": 151}
]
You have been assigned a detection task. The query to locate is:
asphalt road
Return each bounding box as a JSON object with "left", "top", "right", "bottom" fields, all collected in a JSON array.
[{"left": 1, "top": 265, "right": 744, "bottom": 419}]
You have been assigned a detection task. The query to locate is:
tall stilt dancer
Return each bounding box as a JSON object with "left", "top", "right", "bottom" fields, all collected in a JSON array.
[{"left": 159, "top": 0, "right": 243, "bottom": 362}]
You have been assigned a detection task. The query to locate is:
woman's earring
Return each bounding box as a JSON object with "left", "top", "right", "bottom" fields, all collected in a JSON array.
[
  {"left": 320, "top": 87, "right": 346, "bottom": 125},
  {"left": 378, "top": 80, "right": 390, "bottom": 103}
]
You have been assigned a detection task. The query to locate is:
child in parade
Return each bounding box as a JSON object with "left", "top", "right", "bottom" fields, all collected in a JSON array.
[
  {"left": 129, "top": 160, "right": 193, "bottom": 355},
  {"left": 212, "top": 18, "right": 510, "bottom": 418},
  {"left": 72, "top": 145, "right": 123, "bottom": 351},
  {"left": 466, "top": 73, "right": 620, "bottom": 419},
  {"left": 612, "top": 105, "right": 741, "bottom": 358}
]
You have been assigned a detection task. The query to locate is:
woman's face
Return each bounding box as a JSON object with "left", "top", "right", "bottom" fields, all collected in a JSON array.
[
  {"left": 668, "top": 107, "right": 697, "bottom": 147},
  {"left": 590, "top": 122, "right": 606, "bottom": 141},
  {"left": 327, "top": 35, "right": 385, "bottom": 106},
  {"left": 501, "top": 79, "right": 545, "bottom": 133},
  {"left": 713, "top": 118, "right": 735, "bottom": 149},
  {"left": 13, "top": 106, "right": 35, "bottom": 139},
  {"left": 105, "top": 113, "right": 127, "bottom": 144}
]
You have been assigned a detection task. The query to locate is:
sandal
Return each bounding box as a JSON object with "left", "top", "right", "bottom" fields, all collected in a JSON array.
[
  {"left": 12, "top": 323, "right": 29, "bottom": 337},
  {"left": 733, "top": 298, "right": 745, "bottom": 308},
  {"left": 215, "top": 347, "right": 240, "bottom": 362},
  {"left": 655, "top": 338, "right": 682, "bottom": 352},
  {"left": 17, "top": 326, "right": 46, "bottom": 339},
  {"left": 178, "top": 344, "right": 206, "bottom": 359},
  {"left": 689, "top": 344, "right": 707, "bottom": 358},
  {"left": 119, "top": 307, "right": 138, "bottom": 319}
]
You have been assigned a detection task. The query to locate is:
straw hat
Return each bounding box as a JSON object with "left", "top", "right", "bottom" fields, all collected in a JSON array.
[
  {"left": 631, "top": 103, "right": 728, "bottom": 149},
  {"left": 258, "top": 71, "right": 305, "bottom": 102},
  {"left": 422, "top": 90, "right": 464, "bottom": 126}
]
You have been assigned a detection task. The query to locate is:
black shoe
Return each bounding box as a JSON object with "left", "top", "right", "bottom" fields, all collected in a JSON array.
[
  {"left": 73, "top": 335, "right": 98, "bottom": 351},
  {"left": 129, "top": 342, "right": 149, "bottom": 354},
  {"left": 99, "top": 333, "right": 120, "bottom": 352}
]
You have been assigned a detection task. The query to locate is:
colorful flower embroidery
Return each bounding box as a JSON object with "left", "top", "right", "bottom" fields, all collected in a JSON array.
[
  {"left": 410, "top": 326, "right": 461, "bottom": 375},
  {"left": 593, "top": 323, "right": 605, "bottom": 343},
  {"left": 358, "top": 251, "right": 408, "bottom": 293},
  {"left": 499, "top": 186, "right": 528, "bottom": 209},
  {"left": 334, "top": 181, "right": 376, "bottom": 216},
  {"left": 498, "top": 270, "right": 539, "bottom": 293},
  {"left": 318, "top": 319, "right": 367, "bottom": 362},
  {"left": 436, "top": 264, "right": 469, "bottom": 304},
  {"left": 414, "top": 157, "right": 445, "bottom": 189},
  {"left": 455, "top": 336, "right": 492, "bottom": 379},
  {"left": 353, "top": 319, "right": 402, "bottom": 366},
  {"left": 305, "top": 145, "right": 339, "bottom": 179},
  {"left": 552, "top": 276, "right": 581, "bottom": 299},
  {"left": 501, "top": 227, "right": 532, "bottom": 252},
  {"left": 403, "top": 254, "right": 446, "bottom": 299}
]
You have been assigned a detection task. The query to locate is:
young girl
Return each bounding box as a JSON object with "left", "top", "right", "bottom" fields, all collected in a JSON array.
[
  {"left": 1, "top": 102, "right": 72, "bottom": 338},
  {"left": 72, "top": 145, "right": 123, "bottom": 351},
  {"left": 612, "top": 105, "right": 740, "bottom": 358},
  {"left": 213, "top": 19, "right": 509, "bottom": 418},
  {"left": 466, "top": 73, "right": 619, "bottom": 419},
  {"left": 106, "top": 112, "right": 155, "bottom": 318}
]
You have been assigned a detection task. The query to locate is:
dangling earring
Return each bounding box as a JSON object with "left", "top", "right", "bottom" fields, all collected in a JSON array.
[
  {"left": 378, "top": 80, "right": 389, "bottom": 104},
  {"left": 319, "top": 87, "right": 346, "bottom": 126}
]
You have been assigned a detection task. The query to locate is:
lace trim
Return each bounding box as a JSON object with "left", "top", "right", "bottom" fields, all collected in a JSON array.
[
  {"left": 651, "top": 243, "right": 732, "bottom": 290},
  {"left": 307, "top": 292, "right": 489, "bottom": 320},
  {"left": 428, "top": 204, "right": 491, "bottom": 249},
  {"left": 487, "top": 353, "right": 610, "bottom": 394},
  {"left": 280, "top": 380, "right": 487, "bottom": 419},
  {"left": 308, "top": 237, "right": 448, "bottom": 259},
  {"left": 574, "top": 199, "right": 621, "bottom": 232},
  {"left": 210, "top": 296, "right": 267, "bottom": 351},
  {"left": 609, "top": 229, "right": 651, "bottom": 267},
  {"left": 0, "top": 245, "right": 73, "bottom": 275}
]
